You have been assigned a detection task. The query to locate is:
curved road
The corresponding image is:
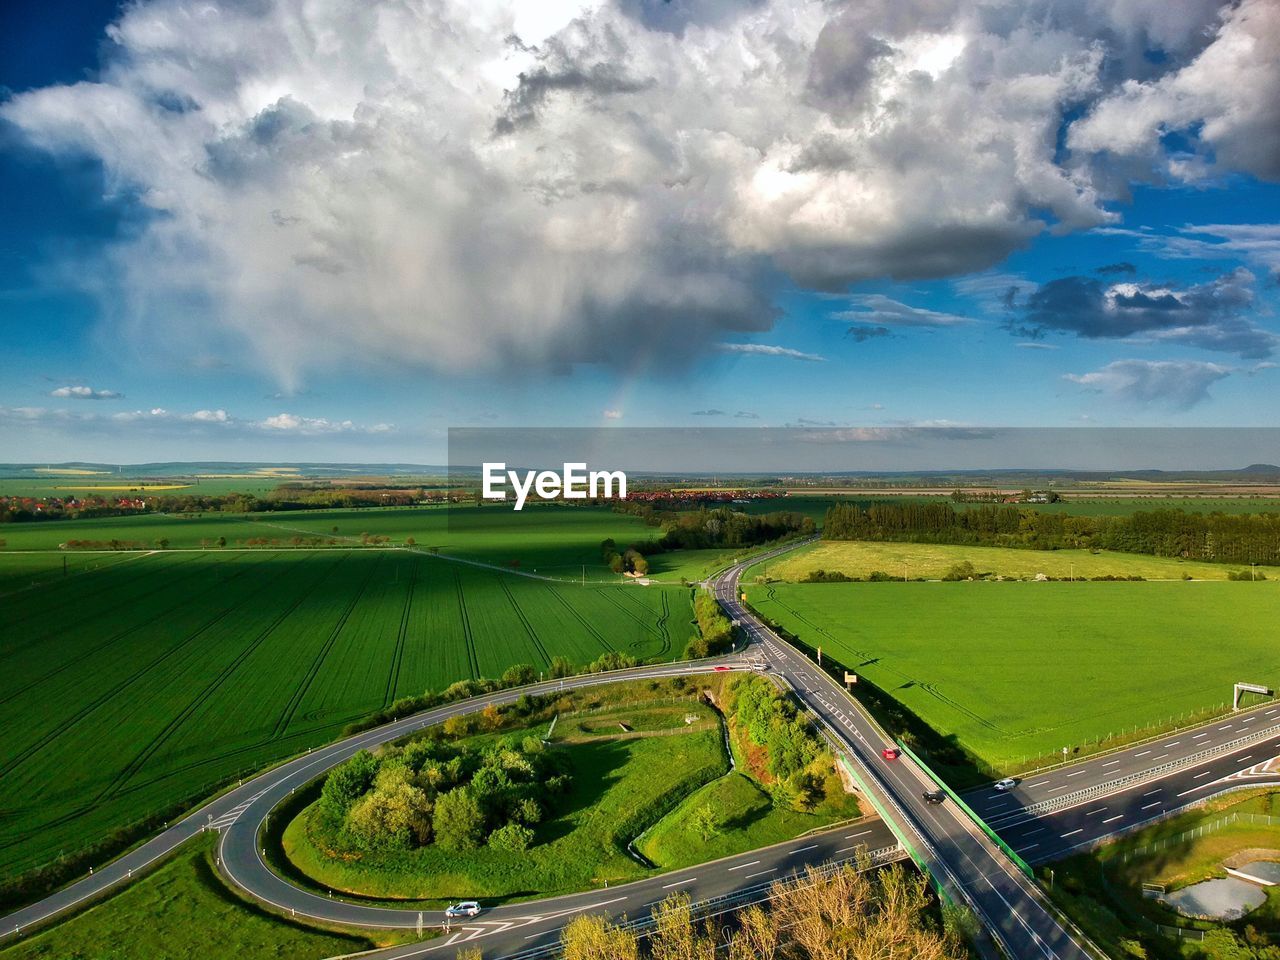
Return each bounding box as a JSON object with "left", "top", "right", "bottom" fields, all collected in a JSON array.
[{"left": 5, "top": 535, "right": 1279, "bottom": 960}]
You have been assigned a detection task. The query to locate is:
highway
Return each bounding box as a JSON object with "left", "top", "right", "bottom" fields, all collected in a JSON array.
[
  {"left": 4, "top": 534, "right": 1279, "bottom": 960},
  {"left": 710, "top": 556, "right": 1098, "bottom": 960}
]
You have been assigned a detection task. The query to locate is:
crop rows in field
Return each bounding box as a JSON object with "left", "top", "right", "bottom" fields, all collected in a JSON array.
[
  {"left": 0, "top": 550, "right": 686, "bottom": 877},
  {"left": 747, "top": 580, "right": 1280, "bottom": 774}
]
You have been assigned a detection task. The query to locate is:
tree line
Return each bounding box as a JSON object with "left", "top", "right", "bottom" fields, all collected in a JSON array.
[{"left": 822, "top": 501, "right": 1280, "bottom": 566}]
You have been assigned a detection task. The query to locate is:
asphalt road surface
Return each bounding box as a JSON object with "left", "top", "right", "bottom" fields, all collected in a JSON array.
[{"left": 4, "top": 536, "right": 1277, "bottom": 960}]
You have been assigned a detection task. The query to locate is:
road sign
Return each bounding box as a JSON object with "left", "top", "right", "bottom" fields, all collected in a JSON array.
[{"left": 844, "top": 672, "right": 857, "bottom": 686}]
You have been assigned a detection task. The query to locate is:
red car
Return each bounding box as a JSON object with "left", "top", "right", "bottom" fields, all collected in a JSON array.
[
  {"left": 713, "top": 665, "right": 731, "bottom": 671},
  {"left": 881, "top": 748, "right": 900, "bottom": 760}
]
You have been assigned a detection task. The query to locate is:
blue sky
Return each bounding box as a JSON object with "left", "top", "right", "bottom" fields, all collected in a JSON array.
[{"left": 1, "top": 0, "right": 1278, "bottom": 464}]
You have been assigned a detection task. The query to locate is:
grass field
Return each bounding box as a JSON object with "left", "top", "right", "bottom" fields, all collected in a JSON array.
[
  {"left": 748, "top": 540, "right": 1251, "bottom": 582},
  {"left": 0, "top": 834, "right": 371, "bottom": 960},
  {"left": 283, "top": 704, "right": 730, "bottom": 901},
  {"left": 747, "top": 581, "right": 1280, "bottom": 773},
  {"left": 0, "top": 549, "right": 688, "bottom": 879}
]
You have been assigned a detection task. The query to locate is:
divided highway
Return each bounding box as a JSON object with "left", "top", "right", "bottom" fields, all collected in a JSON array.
[{"left": 5, "top": 534, "right": 1279, "bottom": 960}]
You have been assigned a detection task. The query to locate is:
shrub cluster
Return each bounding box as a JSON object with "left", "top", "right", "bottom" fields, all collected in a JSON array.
[
  {"left": 317, "top": 728, "right": 569, "bottom": 854},
  {"left": 684, "top": 590, "right": 735, "bottom": 658},
  {"left": 725, "top": 675, "right": 830, "bottom": 809}
]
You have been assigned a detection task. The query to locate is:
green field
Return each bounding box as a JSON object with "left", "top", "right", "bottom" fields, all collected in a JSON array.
[
  {"left": 749, "top": 540, "right": 1250, "bottom": 583},
  {"left": 0, "top": 504, "right": 709, "bottom": 580},
  {"left": 747, "top": 581, "right": 1280, "bottom": 773},
  {"left": 283, "top": 704, "right": 730, "bottom": 900},
  {"left": 0, "top": 549, "right": 688, "bottom": 879},
  {"left": 0, "top": 834, "right": 371, "bottom": 960}
]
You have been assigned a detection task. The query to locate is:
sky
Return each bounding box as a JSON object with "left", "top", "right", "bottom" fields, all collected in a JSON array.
[{"left": 1, "top": 0, "right": 1278, "bottom": 465}]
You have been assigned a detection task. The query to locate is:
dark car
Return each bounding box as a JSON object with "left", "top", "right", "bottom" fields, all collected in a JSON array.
[{"left": 922, "top": 789, "right": 946, "bottom": 804}]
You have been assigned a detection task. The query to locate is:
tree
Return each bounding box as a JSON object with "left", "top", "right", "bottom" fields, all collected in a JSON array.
[
  {"left": 488, "top": 822, "right": 535, "bottom": 851},
  {"left": 432, "top": 787, "right": 485, "bottom": 851},
  {"left": 502, "top": 663, "right": 537, "bottom": 686},
  {"left": 405, "top": 536, "right": 416, "bottom": 547},
  {"left": 216, "top": 536, "right": 226, "bottom": 548},
  {"left": 481, "top": 703, "right": 502, "bottom": 731},
  {"left": 319, "top": 750, "right": 379, "bottom": 823},
  {"left": 561, "top": 915, "right": 640, "bottom": 960},
  {"left": 690, "top": 803, "right": 719, "bottom": 842},
  {"left": 632, "top": 554, "right": 649, "bottom": 575},
  {"left": 549, "top": 655, "right": 574, "bottom": 679}
]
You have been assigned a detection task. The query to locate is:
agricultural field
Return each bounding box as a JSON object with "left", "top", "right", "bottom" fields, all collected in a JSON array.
[
  {"left": 0, "top": 835, "right": 372, "bottom": 960},
  {"left": 0, "top": 549, "right": 688, "bottom": 879},
  {"left": 748, "top": 540, "right": 1253, "bottom": 583},
  {"left": 746, "top": 580, "right": 1280, "bottom": 773}
]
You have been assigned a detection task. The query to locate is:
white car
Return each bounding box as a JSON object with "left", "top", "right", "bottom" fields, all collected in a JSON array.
[
  {"left": 994, "top": 778, "right": 1018, "bottom": 792},
  {"left": 445, "top": 901, "right": 481, "bottom": 919}
]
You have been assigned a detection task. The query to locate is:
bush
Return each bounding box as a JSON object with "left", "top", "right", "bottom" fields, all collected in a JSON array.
[
  {"left": 432, "top": 787, "right": 486, "bottom": 851},
  {"left": 488, "top": 822, "right": 535, "bottom": 852}
]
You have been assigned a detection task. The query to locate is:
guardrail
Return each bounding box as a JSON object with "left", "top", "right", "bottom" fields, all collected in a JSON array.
[
  {"left": 895, "top": 741, "right": 1034, "bottom": 879},
  {"left": 999, "top": 720, "right": 1280, "bottom": 822}
]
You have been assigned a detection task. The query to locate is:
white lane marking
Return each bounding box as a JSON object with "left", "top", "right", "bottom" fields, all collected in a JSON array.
[
  {"left": 1016, "top": 843, "right": 1040, "bottom": 853},
  {"left": 1103, "top": 814, "right": 1124, "bottom": 824},
  {"left": 1165, "top": 740, "right": 1181, "bottom": 747},
  {"left": 726, "top": 861, "right": 761, "bottom": 872},
  {"left": 846, "top": 829, "right": 873, "bottom": 839},
  {"left": 1194, "top": 770, "right": 1212, "bottom": 779},
  {"left": 744, "top": 869, "right": 775, "bottom": 879},
  {"left": 1142, "top": 788, "right": 1162, "bottom": 796},
  {"left": 1086, "top": 808, "right": 1107, "bottom": 816},
  {"left": 1194, "top": 733, "right": 1210, "bottom": 740},
  {"left": 1025, "top": 778, "right": 1050, "bottom": 788},
  {"left": 1134, "top": 750, "right": 1151, "bottom": 758},
  {"left": 1152, "top": 753, "right": 1169, "bottom": 760},
  {"left": 792, "top": 844, "right": 819, "bottom": 853},
  {"left": 1066, "top": 770, "right": 1085, "bottom": 777},
  {"left": 1061, "top": 828, "right": 1083, "bottom": 838},
  {"left": 1141, "top": 801, "right": 1161, "bottom": 810},
  {"left": 662, "top": 878, "right": 693, "bottom": 888},
  {"left": 1219, "top": 724, "right": 1234, "bottom": 731},
  {"left": 1102, "top": 760, "right": 1120, "bottom": 767}
]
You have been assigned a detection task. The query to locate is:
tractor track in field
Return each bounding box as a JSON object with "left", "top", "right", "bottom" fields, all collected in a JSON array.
[
  {"left": 0, "top": 554, "right": 265, "bottom": 708},
  {"left": 383, "top": 558, "right": 419, "bottom": 706},
  {"left": 0, "top": 550, "right": 148, "bottom": 604},
  {"left": 270, "top": 553, "right": 378, "bottom": 741},
  {"left": 454, "top": 570, "right": 481, "bottom": 679},
  {"left": 547, "top": 586, "right": 615, "bottom": 653},
  {"left": 498, "top": 578, "right": 553, "bottom": 668},
  {"left": 96, "top": 553, "right": 353, "bottom": 804},
  {"left": 599, "top": 588, "right": 665, "bottom": 644},
  {"left": 656, "top": 591, "right": 672, "bottom": 654},
  {"left": 1, "top": 551, "right": 216, "bottom": 651},
  {"left": 0, "top": 558, "right": 284, "bottom": 780}
]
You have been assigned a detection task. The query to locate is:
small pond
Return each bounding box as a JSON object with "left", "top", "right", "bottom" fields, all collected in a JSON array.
[{"left": 1163, "top": 878, "right": 1266, "bottom": 921}]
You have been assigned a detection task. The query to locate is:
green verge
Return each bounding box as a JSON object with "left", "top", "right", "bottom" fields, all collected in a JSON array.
[
  {"left": 638, "top": 696, "right": 861, "bottom": 871},
  {"left": 0, "top": 834, "right": 372, "bottom": 960}
]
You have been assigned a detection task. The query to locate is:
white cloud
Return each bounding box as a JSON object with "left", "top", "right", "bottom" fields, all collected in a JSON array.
[
  {"left": 831, "top": 294, "right": 973, "bottom": 328},
  {"left": 602, "top": 409, "right": 623, "bottom": 420},
  {"left": 718, "top": 343, "right": 827, "bottom": 362},
  {"left": 1064, "top": 359, "right": 1234, "bottom": 408},
  {"left": 50, "top": 385, "right": 123, "bottom": 400},
  {"left": 0, "top": 405, "right": 390, "bottom": 437},
  {"left": 1068, "top": 0, "right": 1280, "bottom": 181}
]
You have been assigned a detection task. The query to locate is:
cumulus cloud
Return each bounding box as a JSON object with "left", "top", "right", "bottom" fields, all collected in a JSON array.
[
  {"left": 50, "top": 385, "right": 123, "bottom": 400},
  {"left": 1064, "top": 359, "right": 1233, "bottom": 408},
  {"left": 1014, "top": 268, "right": 1277, "bottom": 358},
  {"left": 4, "top": 0, "right": 1266, "bottom": 384},
  {"left": 718, "top": 343, "right": 826, "bottom": 362},
  {"left": 0, "top": 405, "right": 391, "bottom": 437},
  {"left": 1068, "top": 0, "right": 1280, "bottom": 181},
  {"left": 691, "top": 409, "right": 726, "bottom": 417}
]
